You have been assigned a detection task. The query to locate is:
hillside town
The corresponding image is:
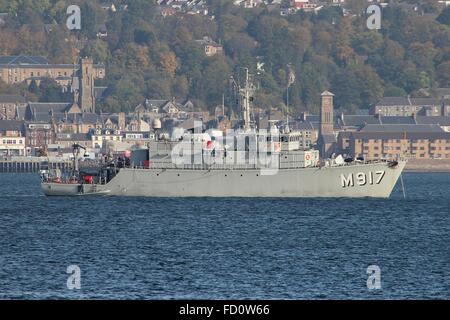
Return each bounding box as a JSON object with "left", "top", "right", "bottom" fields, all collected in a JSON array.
[
  {"left": 1, "top": 0, "right": 450, "bottom": 170},
  {"left": 154, "top": 0, "right": 450, "bottom": 17},
  {"left": 0, "top": 54, "right": 450, "bottom": 170}
]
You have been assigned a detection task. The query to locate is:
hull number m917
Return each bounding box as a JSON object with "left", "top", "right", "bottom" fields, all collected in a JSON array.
[{"left": 341, "top": 171, "right": 385, "bottom": 188}]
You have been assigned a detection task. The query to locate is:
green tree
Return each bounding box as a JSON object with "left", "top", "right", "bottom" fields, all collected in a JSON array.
[
  {"left": 437, "top": 6, "right": 450, "bottom": 26},
  {"left": 39, "top": 79, "right": 71, "bottom": 102},
  {"left": 81, "top": 40, "right": 109, "bottom": 63},
  {"left": 80, "top": 2, "right": 104, "bottom": 40},
  {"left": 436, "top": 61, "right": 450, "bottom": 87},
  {"left": 28, "top": 79, "right": 40, "bottom": 97}
]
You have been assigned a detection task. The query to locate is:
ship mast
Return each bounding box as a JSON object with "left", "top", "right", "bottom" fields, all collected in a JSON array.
[
  {"left": 230, "top": 68, "right": 256, "bottom": 131},
  {"left": 240, "top": 68, "right": 255, "bottom": 131}
]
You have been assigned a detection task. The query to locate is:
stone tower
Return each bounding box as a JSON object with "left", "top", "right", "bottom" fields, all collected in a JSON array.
[
  {"left": 118, "top": 112, "right": 126, "bottom": 130},
  {"left": 79, "top": 57, "right": 95, "bottom": 113},
  {"left": 319, "top": 90, "right": 334, "bottom": 136},
  {"left": 318, "top": 91, "right": 336, "bottom": 158}
]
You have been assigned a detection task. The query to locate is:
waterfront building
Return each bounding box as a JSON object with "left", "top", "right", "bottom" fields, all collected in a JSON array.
[
  {"left": 0, "top": 120, "right": 26, "bottom": 156},
  {"left": 370, "top": 96, "right": 450, "bottom": 117},
  {"left": 91, "top": 128, "right": 123, "bottom": 149},
  {"left": 349, "top": 124, "right": 450, "bottom": 160}
]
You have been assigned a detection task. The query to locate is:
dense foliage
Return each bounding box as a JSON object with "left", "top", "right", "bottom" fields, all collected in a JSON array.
[{"left": 0, "top": 0, "right": 449, "bottom": 115}]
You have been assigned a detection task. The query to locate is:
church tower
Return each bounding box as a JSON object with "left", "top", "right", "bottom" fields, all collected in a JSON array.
[
  {"left": 318, "top": 91, "right": 336, "bottom": 158},
  {"left": 79, "top": 57, "right": 95, "bottom": 113},
  {"left": 319, "top": 91, "right": 334, "bottom": 136}
]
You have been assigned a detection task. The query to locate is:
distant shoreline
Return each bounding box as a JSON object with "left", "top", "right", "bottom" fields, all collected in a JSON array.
[
  {"left": 404, "top": 169, "right": 450, "bottom": 173},
  {"left": 404, "top": 159, "right": 450, "bottom": 173}
]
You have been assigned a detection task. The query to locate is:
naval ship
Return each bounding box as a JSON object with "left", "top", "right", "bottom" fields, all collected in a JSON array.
[{"left": 41, "top": 70, "right": 406, "bottom": 198}]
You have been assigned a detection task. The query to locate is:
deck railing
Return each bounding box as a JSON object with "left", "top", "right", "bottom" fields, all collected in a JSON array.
[{"left": 132, "top": 158, "right": 392, "bottom": 171}]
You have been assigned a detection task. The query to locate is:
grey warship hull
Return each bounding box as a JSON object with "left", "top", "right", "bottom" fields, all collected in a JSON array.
[{"left": 42, "top": 160, "right": 406, "bottom": 198}]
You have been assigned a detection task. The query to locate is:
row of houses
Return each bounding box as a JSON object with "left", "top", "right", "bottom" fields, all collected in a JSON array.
[
  {"left": 2, "top": 83, "right": 450, "bottom": 161},
  {"left": 337, "top": 122, "right": 450, "bottom": 160},
  {"left": 0, "top": 94, "right": 211, "bottom": 157},
  {"left": 371, "top": 95, "right": 450, "bottom": 117},
  {"left": 0, "top": 119, "right": 156, "bottom": 157},
  {"left": 317, "top": 91, "right": 450, "bottom": 160},
  {"left": 2, "top": 113, "right": 450, "bottom": 161},
  {"left": 236, "top": 0, "right": 450, "bottom": 16},
  {"left": 156, "top": 0, "right": 209, "bottom": 17},
  {"left": 233, "top": 103, "right": 450, "bottom": 161},
  {"left": 249, "top": 88, "right": 450, "bottom": 161}
]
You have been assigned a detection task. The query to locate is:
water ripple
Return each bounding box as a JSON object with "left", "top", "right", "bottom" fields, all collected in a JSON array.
[{"left": 0, "top": 173, "right": 449, "bottom": 299}]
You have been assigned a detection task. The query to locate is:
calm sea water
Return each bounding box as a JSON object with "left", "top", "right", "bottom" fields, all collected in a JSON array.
[{"left": 0, "top": 172, "right": 448, "bottom": 299}]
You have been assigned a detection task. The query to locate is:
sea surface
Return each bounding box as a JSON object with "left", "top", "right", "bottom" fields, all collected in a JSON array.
[{"left": 0, "top": 172, "right": 448, "bottom": 299}]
